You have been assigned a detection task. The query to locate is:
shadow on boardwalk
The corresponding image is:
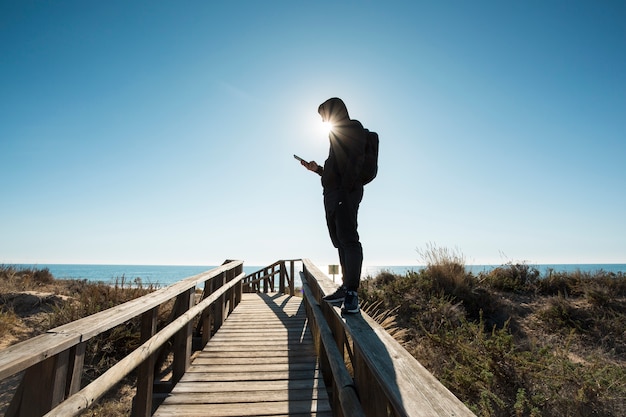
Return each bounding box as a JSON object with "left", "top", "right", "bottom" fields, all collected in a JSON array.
[
  {"left": 153, "top": 292, "right": 332, "bottom": 416},
  {"left": 258, "top": 293, "right": 332, "bottom": 416}
]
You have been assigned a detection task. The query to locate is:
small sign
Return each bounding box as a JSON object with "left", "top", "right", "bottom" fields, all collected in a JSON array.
[{"left": 328, "top": 265, "right": 340, "bottom": 282}]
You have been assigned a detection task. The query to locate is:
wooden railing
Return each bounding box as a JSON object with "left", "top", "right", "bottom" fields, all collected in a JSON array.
[
  {"left": 301, "top": 259, "right": 476, "bottom": 417},
  {"left": 0, "top": 260, "right": 245, "bottom": 417},
  {"left": 242, "top": 259, "right": 300, "bottom": 295},
  {"left": 1, "top": 258, "right": 475, "bottom": 417}
]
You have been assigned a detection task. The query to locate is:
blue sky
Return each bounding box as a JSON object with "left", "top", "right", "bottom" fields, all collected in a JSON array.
[{"left": 1, "top": 1, "right": 624, "bottom": 268}]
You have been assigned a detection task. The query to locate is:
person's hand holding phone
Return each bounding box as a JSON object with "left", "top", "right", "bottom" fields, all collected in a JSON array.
[
  {"left": 294, "top": 154, "right": 319, "bottom": 172},
  {"left": 305, "top": 160, "right": 319, "bottom": 172}
]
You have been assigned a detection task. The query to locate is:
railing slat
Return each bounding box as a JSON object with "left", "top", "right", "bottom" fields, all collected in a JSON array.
[
  {"left": 66, "top": 341, "right": 86, "bottom": 396},
  {"left": 7, "top": 348, "right": 70, "bottom": 416},
  {"left": 172, "top": 288, "right": 194, "bottom": 385},
  {"left": 133, "top": 307, "right": 158, "bottom": 417},
  {"left": 0, "top": 332, "right": 79, "bottom": 381},
  {"left": 50, "top": 261, "right": 243, "bottom": 341},
  {"left": 0, "top": 261, "right": 242, "bottom": 383},
  {"left": 42, "top": 271, "right": 245, "bottom": 417},
  {"left": 302, "top": 258, "right": 476, "bottom": 417},
  {"left": 302, "top": 281, "right": 365, "bottom": 417}
]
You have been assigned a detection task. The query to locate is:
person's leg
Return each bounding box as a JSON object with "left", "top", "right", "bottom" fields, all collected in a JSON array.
[
  {"left": 323, "top": 190, "right": 347, "bottom": 303},
  {"left": 335, "top": 187, "right": 363, "bottom": 292},
  {"left": 337, "top": 246, "right": 346, "bottom": 284},
  {"left": 324, "top": 191, "right": 340, "bottom": 248}
]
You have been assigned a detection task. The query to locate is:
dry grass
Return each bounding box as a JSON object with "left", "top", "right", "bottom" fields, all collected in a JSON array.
[
  {"left": 0, "top": 265, "right": 164, "bottom": 416},
  {"left": 3, "top": 259, "right": 625, "bottom": 417},
  {"left": 0, "top": 310, "right": 20, "bottom": 341},
  {"left": 360, "top": 247, "right": 626, "bottom": 417},
  {"left": 418, "top": 243, "right": 470, "bottom": 294}
]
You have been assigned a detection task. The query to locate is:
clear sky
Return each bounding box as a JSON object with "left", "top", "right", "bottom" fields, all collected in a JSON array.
[{"left": 1, "top": 1, "right": 625, "bottom": 268}]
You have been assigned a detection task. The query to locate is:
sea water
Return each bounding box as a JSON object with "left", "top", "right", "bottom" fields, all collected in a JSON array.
[
  {"left": 11, "top": 264, "right": 261, "bottom": 287},
  {"left": 9, "top": 263, "right": 626, "bottom": 289}
]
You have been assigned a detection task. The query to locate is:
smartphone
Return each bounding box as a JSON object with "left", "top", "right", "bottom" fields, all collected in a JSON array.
[{"left": 293, "top": 154, "right": 307, "bottom": 163}]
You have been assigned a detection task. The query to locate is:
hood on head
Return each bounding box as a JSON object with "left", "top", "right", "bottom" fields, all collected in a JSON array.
[{"left": 318, "top": 97, "right": 350, "bottom": 124}]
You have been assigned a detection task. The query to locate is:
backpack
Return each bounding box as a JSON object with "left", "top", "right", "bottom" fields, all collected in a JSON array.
[{"left": 361, "top": 129, "right": 379, "bottom": 185}]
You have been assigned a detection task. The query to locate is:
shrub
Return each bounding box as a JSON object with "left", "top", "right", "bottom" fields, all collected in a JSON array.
[
  {"left": 481, "top": 262, "right": 539, "bottom": 293},
  {"left": 32, "top": 268, "right": 54, "bottom": 284},
  {"left": 418, "top": 243, "right": 470, "bottom": 296},
  {"left": 538, "top": 296, "right": 590, "bottom": 333},
  {"left": 536, "top": 271, "right": 574, "bottom": 296},
  {"left": 360, "top": 256, "right": 626, "bottom": 417},
  {"left": 536, "top": 269, "right": 626, "bottom": 302},
  {"left": 585, "top": 284, "right": 612, "bottom": 308},
  {"left": 584, "top": 271, "right": 626, "bottom": 298},
  {"left": 0, "top": 310, "right": 19, "bottom": 339},
  {"left": 47, "top": 276, "right": 156, "bottom": 328}
]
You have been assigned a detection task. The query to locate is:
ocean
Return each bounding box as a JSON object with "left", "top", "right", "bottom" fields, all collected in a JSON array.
[{"left": 9, "top": 262, "right": 626, "bottom": 289}]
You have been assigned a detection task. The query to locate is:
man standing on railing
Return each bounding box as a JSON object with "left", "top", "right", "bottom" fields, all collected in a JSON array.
[{"left": 300, "top": 97, "right": 367, "bottom": 314}]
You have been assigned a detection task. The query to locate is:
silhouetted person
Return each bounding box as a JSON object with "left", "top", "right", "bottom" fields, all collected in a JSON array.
[{"left": 301, "top": 97, "right": 367, "bottom": 313}]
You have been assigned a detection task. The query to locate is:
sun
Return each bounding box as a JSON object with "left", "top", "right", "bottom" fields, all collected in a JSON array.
[{"left": 320, "top": 120, "right": 334, "bottom": 135}]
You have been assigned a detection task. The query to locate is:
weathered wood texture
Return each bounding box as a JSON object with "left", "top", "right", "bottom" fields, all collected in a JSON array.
[
  {"left": 153, "top": 293, "right": 332, "bottom": 417},
  {"left": 41, "top": 270, "right": 246, "bottom": 417},
  {"left": 302, "top": 259, "right": 477, "bottom": 417},
  {"left": 1, "top": 261, "right": 245, "bottom": 417},
  {"left": 2, "top": 258, "right": 478, "bottom": 417},
  {"left": 302, "top": 281, "right": 365, "bottom": 417},
  {"left": 242, "top": 259, "right": 300, "bottom": 295},
  {"left": 0, "top": 261, "right": 244, "bottom": 382}
]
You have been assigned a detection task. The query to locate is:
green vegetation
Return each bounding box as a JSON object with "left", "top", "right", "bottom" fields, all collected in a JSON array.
[{"left": 360, "top": 247, "right": 626, "bottom": 417}]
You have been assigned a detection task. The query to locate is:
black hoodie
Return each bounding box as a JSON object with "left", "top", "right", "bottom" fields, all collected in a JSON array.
[{"left": 317, "top": 98, "right": 367, "bottom": 193}]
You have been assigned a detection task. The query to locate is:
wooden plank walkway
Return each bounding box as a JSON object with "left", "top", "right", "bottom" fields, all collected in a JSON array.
[{"left": 153, "top": 293, "right": 332, "bottom": 417}]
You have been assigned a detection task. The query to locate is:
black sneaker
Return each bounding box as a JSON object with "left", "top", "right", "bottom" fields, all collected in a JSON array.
[
  {"left": 341, "top": 291, "right": 360, "bottom": 314},
  {"left": 323, "top": 286, "right": 346, "bottom": 304}
]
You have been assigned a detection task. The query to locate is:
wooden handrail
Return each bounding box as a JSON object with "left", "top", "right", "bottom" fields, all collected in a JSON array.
[
  {"left": 242, "top": 259, "right": 300, "bottom": 295},
  {"left": 0, "top": 260, "right": 244, "bottom": 417},
  {"left": 44, "top": 271, "right": 246, "bottom": 417},
  {"left": 301, "top": 258, "right": 476, "bottom": 417},
  {"left": 302, "top": 280, "right": 365, "bottom": 417},
  {"left": 0, "top": 260, "right": 243, "bottom": 381}
]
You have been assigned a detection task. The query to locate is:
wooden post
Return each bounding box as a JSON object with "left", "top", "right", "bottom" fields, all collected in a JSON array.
[
  {"left": 7, "top": 349, "right": 70, "bottom": 416},
  {"left": 234, "top": 263, "right": 243, "bottom": 306},
  {"left": 172, "top": 288, "right": 194, "bottom": 385},
  {"left": 66, "top": 341, "right": 86, "bottom": 396},
  {"left": 279, "top": 262, "right": 286, "bottom": 295},
  {"left": 214, "top": 272, "right": 226, "bottom": 332},
  {"left": 234, "top": 279, "right": 242, "bottom": 307},
  {"left": 201, "top": 278, "right": 213, "bottom": 346},
  {"left": 133, "top": 306, "right": 159, "bottom": 417},
  {"left": 333, "top": 308, "right": 351, "bottom": 414},
  {"left": 290, "top": 260, "right": 295, "bottom": 295},
  {"left": 227, "top": 267, "right": 235, "bottom": 315},
  {"left": 353, "top": 346, "right": 388, "bottom": 417}
]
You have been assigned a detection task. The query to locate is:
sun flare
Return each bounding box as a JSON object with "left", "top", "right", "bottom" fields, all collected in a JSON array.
[{"left": 320, "top": 121, "right": 334, "bottom": 135}]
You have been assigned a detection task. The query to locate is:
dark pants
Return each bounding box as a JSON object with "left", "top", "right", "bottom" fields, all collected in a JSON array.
[{"left": 324, "top": 187, "right": 363, "bottom": 291}]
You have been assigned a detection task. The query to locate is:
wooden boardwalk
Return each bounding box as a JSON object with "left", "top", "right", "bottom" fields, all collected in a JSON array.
[
  {"left": 2, "top": 260, "right": 476, "bottom": 417},
  {"left": 153, "top": 293, "right": 332, "bottom": 417}
]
